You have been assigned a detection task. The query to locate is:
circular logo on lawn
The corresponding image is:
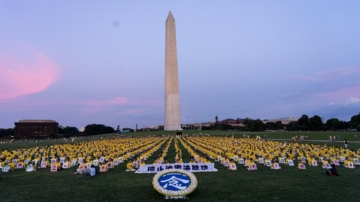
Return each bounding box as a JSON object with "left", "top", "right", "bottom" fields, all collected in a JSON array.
[
  {"left": 26, "top": 164, "right": 34, "bottom": 172},
  {"left": 2, "top": 165, "right": 10, "bottom": 172},
  {"left": 153, "top": 169, "right": 197, "bottom": 197}
]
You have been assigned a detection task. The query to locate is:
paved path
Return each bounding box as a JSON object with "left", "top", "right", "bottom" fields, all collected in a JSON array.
[{"left": 268, "top": 138, "right": 360, "bottom": 144}]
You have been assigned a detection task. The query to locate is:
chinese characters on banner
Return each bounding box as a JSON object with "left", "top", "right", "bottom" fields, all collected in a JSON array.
[{"left": 136, "top": 163, "right": 217, "bottom": 173}]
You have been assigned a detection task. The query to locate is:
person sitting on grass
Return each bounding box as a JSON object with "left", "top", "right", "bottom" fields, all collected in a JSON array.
[
  {"left": 321, "top": 158, "right": 329, "bottom": 168},
  {"left": 88, "top": 165, "right": 96, "bottom": 177},
  {"left": 228, "top": 159, "right": 236, "bottom": 170},
  {"left": 247, "top": 158, "right": 255, "bottom": 169},
  {"left": 344, "top": 157, "right": 351, "bottom": 168},
  {"left": 326, "top": 164, "right": 339, "bottom": 176},
  {"left": 0, "top": 159, "right": 4, "bottom": 168},
  {"left": 126, "top": 160, "right": 134, "bottom": 171},
  {"left": 9, "top": 161, "right": 15, "bottom": 171},
  {"left": 72, "top": 164, "right": 89, "bottom": 175},
  {"left": 56, "top": 159, "right": 61, "bottom": 171}
]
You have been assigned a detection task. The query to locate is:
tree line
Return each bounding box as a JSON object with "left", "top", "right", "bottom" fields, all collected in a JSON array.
[
  {"left": 202, "top": 113, "right": 360, "bottom": 132},
  {"left": 0, "top": 124, "right": 116, "bottom": 139},
  {"left": 56, "top": 124, "right": 115, "bottom": 137}
]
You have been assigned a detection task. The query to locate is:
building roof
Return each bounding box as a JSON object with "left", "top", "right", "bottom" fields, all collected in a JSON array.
[{"left": 17, "top": 120, "right": 57, "bottom": 123}]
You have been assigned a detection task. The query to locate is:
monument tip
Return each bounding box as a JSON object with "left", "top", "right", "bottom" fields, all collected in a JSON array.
[{"left": 166, "top": 11, "right": 175, "bottom": 21}]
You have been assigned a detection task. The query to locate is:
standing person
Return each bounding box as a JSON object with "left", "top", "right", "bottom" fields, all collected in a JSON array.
[
  {"left": 344, "top": 139, "right": 348, "bottom": 148},
  {"left": 338, "top": 135, "right": 340, "bottom": 141},
  {"left": 264, "top": 134, "right": 267, "bottom": 140}
]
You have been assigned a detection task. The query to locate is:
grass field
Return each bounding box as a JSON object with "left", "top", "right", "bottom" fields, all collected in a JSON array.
[{"left": 1, "top": 131, "right": 360, "bottom": 202}]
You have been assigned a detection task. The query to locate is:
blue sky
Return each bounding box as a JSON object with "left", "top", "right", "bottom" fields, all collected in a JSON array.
[{"left": 1, "top": 1, "right": 360, "bottom": 129}]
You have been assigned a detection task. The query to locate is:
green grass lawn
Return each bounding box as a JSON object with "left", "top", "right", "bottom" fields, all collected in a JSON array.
[{"left": 1, "top": 131, "right": 360, "bottom": 202}]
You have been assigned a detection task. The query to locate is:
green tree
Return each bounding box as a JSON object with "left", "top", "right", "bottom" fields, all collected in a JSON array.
[
  {"left": 275, "top": 121, "right": 283, "bottom": 130},
  {"left": 286, "top": 121, "right": 298, "bottom": 131},
  {"left": 243, "top": 118, "right": 264, "bottom": 131},
  {"left": 84, "top": 124, "right": 115, "bottom": 135},
  {"left": 350, "top": 113, "right": 360, "bottom": 129},
  {"left": 265, "top": 122, "right": 276, "bottom": 130},
  {"left": 309, "top": 115, "right": 324, "bottom": 131},
  {"left": 298, "top": 114, "right": 309, "bottom": 127},
  {"left": 63, "top": 126, "right": 79, "bottom": 135},
  {"left": 351, "top": 113, "right": 360, "bottom": 124},
  {"left": 254, "top": 119, "right": 265, "bottom": 131},
  {"left": 325, "top": 118, "right": 340, "bottom": 130},
  {"left": 122, "top": 128, "right": 134, "bottom": 132},
  {"left": 0, "top": 128, "right": 14, "bottom": 138}
]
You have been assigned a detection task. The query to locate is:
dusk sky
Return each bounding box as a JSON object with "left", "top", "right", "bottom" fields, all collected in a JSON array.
[{"left": 1, "top": 1, "right": 360, "bottom": 129}]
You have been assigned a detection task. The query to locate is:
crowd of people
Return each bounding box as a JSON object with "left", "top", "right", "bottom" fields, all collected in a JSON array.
[
  {"left": 0, "top": 137, "right": 166, "bottom": 174},
  {"left": 1, "top": 135, "right": 359, "bottom": 177},
  {"left": 179, "top": 135, "right": 359, "bottom": 173}
]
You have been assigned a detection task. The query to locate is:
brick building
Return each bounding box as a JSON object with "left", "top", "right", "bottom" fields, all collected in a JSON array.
[
  {"left": 221, "top": 118, "right": 245, "bottom": 125},
  {"left": 14, "top": 120, "right": 59, "bottom": 139}
]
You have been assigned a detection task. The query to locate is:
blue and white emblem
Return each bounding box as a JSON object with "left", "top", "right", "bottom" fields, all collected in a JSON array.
[
  {"left": 158, "top": 173, "right": 191, "bottom": 190},
  {"left": 153, "top": 169, "right": 198, "bottom": 198}
]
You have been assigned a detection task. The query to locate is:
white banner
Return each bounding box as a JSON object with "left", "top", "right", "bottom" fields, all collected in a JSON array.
[{"left": 136, "top": 163, "right": 217, "bottom": 173}]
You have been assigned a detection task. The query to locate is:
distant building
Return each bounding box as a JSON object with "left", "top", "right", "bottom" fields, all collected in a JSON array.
[
  {"left": 221, "top": 118, "right": 245, "bottom": 125},
  {"left": 263, "top": 117, "right": 298, "bottom": 125},
  {"left": 14, "top": 120, "right": 59, "bottom": 139}
]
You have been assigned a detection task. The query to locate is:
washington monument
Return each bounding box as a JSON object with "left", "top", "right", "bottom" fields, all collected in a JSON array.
[{"left": 164, "top": 11, "right": 181, "bottom": 131}]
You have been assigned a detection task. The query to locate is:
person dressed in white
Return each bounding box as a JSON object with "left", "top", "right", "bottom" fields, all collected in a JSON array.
[
  {"left": 344, "top": 139, "right": 348, "bottom": 148},
  {"left": 89, "top": 165, "right": 96, "bottom": 177}
]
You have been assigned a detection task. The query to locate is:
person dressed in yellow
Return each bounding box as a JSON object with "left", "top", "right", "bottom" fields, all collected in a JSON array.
[
  {"left": 247, "top": 158, "right": 255, "bottom": 168},
  {"left": 9, "top": 161, "right": 15, "bottom": 170},
  {"left": 228, "top": 159, "right": 237, "bottom": 170},
  {"left": 189, "top": 157, "right": 196, "bottom": 164},
  {"left": 321, "top": 158, "right": 329, "bottom": 168},
  {"left": 126, "top": 160, "right": 134, "bottom": 171},
  {"left": 100, "top": 162, "right": 108, "bottom": 172},
  {"left": 298, "top": 162, "right": 306, "bottom": 169},
  {"left": 56, "top": 160, "right": 61, "bottom": 171},
  {"left": 0, "top": 159, "right": 4, "bottom": 168},
  {"left": 176, "top": 158, "right": 182, "bottom": 163},
  {"left": 344, "top": 157, "right": 351, "bottom": 168},
  {"left": 307, "top": 157, "right": 314, "bottom": 165}
]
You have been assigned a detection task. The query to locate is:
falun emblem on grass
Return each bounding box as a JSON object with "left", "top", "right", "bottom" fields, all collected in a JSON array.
[{"left": 153, "top": 169, "right": 198, "bottom": 200}]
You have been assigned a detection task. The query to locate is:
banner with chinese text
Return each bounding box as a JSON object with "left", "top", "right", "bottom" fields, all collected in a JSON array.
[{"left": 135, "top": 163, "right": 217, "bottom": 173}]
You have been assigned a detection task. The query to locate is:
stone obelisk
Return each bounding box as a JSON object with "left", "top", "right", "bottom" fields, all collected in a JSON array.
[{"left": 164, "top": 11, "right": 181, "bottom": 131}]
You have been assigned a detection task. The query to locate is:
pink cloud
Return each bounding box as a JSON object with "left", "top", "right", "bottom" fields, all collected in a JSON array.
[
  {"left": 124, "top": 108, "right": 150, "bottom": 115},
  {"left": 316, "top": 84, "right": 360, "bottom": 103},
  {"left": 80, "top": 97, "right": 162, "bottom": 115},
  {"left": 0, "top": 51, "right": 60, "bottom": 100},
  {"left": 291, "top": 66, "right": 360, "bottom": 82},
  {"left": 347, "top": 97, "right": 360, "bottom": 104},
  {"left": 84, "top": 97, "right": 162, "bottom": 107},
  {"left": 85, "top": 97, "right": 129, "bottom": 107}
]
